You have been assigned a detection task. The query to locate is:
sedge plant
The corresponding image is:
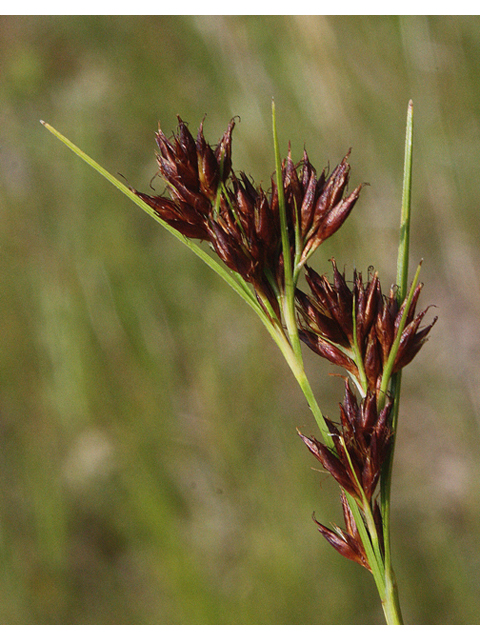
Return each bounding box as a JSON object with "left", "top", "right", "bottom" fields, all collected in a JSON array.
[{"left": 41, "top": 100, "right": 436, "bottom": 624}]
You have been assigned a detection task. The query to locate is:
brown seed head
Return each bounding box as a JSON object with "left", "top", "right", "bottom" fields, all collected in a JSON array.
[
  {"left": 312, "top": 491, "right": 371, "bottom": 571},
  {"left": 297, "top": 263, "right": 436, "bottom": 392},
  {"left": 133, "top": 116, "right": 364, "bottom": 317},
  {"left": 298, "top": 380, "right": 393, "bottom": 502}
]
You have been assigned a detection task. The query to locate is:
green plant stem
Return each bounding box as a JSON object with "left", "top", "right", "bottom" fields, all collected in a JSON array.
[
  {"left": 346, "top": 496, "right": 385, "bottom": 586},
  {"left": 272, "top": 101, "right": 303, "bottom": 364},
  {"left": 268, "top": 325, "right": 332, "bottom": 444},
  {"left": 378, "top": 261, "right": 422, "bottom": 408},
  {"left": 380, "top": 376, "right": 404, "bottom": 625},
  {"left": 396, "top": 100, "right": 414, "bottom": 301},
  {"left": 345, "top": 495, "right": 401, "bottom": 625},
  {"left": 270, "top": 103, "right": 334, "bottom": 444},
  {"left": 378, "top": 100, "right": 414, "bottom": 626},
  {"left": 351, "top": 297, "right": 368, "bottom": 396}
]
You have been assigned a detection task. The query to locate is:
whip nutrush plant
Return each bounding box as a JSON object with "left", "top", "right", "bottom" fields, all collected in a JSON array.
[{"left": 42, "top": 100, "right": 436, "bottom": 624}]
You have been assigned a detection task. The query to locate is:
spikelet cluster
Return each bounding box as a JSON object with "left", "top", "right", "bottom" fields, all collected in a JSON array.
[
  {"left": 133, "top": 117, "right": 361, "bottom": 316},
  {"left": 296, "top": 264, "right": 436, "bottom": 569},
  {"left": 134, "top": 116, "right": 435, "bottom": 571}
]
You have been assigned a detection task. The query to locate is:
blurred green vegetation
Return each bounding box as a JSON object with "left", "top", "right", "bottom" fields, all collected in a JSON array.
[{"left": 1, "top": 15, "right": 480, "bottom": 624}]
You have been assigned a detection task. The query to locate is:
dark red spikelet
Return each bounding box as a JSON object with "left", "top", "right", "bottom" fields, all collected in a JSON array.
[
  {"left": 297, "top": 429, "right": 360, "bottom": 499},
  {"left": 312, "top": 491, "right": 371, "bottom": 571},
  {"left": 131, "top": 191, "right": 210, "bottom": 240}
]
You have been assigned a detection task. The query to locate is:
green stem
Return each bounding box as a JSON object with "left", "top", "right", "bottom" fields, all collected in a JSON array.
[
  {"left": 268, "top": 326, "right": 332, "bottom": 443},
  {"left": 378, "top": 261, "right": 422, "bottom": 408},
  {"left": 295, "top": 367, "right": 332, "bottom": 445},
  {"left": 272, "top": 101, "right": 303, "bottom": 363},
  {"left": 346, "top": 496, "right": 385, "bottom": 591},
  {"left": 382, "top": 552, "right": 404, "bottom": 625},
  {"left": 340, "top": 447, "right": 386, "bottom": 598},
  {"left": 379, "top": 100, "right": 414, "bottom": 626},
  {"left": 351, "top": 294, "right": 368, "bottom": 397},
  {"left": 270, "top": 104, "right": 335, "bottom": 445},
  {"left": 396, "top": 100, "right": 414, "bottom": 302}
]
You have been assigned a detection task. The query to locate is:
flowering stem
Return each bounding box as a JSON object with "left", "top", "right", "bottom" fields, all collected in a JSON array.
[
  {"left": 351, "top": 297, "right": 369, "bottom": 397},
  {"left": 378, "top": 100, "right": 414, "bottom": 626},
  {"left": 42, "top": 112, "right": 412, "bottom": 626},
  {"left": 270, "top": 103, "right": 338, "bottom": 446},
  {"left": 347, "top": 496, "right": 385, "bottom": 583},
  {"left": 272, "top": 101, "right": 303, "bottom": 364},
  {"left": 293, "top": 367, "right": 332, "bottom": 445},
  {"left": 396, "top": 100, "right": 414, "bottom": 301},
  {"left": 378, "top": 261, "right": 422, "bottom": 408}
]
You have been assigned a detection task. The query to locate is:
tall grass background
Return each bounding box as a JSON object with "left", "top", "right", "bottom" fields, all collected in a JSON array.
[{"left": 1, "top": 15, "right": 480, "bottom": 624}]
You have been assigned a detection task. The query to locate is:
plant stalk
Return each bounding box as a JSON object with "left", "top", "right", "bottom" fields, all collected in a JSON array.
[
  {"left": 42, "top": 110, "right": 413, "bottom": 625},
  {"left": 379, "top": 99, "right": 414, "bottom": 625}
]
